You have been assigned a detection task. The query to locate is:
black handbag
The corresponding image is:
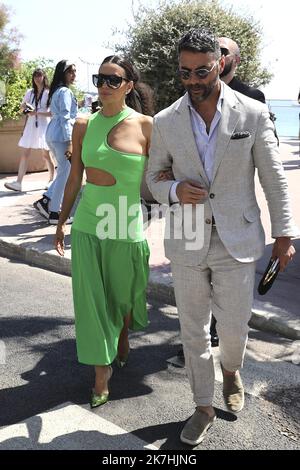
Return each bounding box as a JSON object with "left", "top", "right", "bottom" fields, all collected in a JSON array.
[{"left": 257, "top": 257, "right": 280, "bottom": 295}]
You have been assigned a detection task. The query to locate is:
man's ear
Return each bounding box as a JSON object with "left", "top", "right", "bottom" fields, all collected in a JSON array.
[
  {"left": 235, "top": 55, "right": 241, "bottom": 65},
  {"left": 219, "top": 55, "right": 225, "bottom": 75}
]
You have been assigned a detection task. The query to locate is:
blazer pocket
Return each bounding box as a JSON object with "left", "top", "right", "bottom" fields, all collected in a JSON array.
[
  {"left": 231, "top": 131, "right": 251, "bottom": 139},
  {"left": 243, "top": 206, "right": 260, "bottom": 222}
]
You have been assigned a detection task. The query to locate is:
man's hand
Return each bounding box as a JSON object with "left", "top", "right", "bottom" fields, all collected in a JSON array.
[
  {"left": 272, "top": 237, "right": 295, "bottom": 271},
  {"left": 176, "top": 179, "right": 208, "bottom": 205}
]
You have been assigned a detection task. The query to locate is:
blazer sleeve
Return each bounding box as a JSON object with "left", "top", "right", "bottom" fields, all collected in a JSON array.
[
  {"left": 253, "top": 110, "right": 299, "bottom": 238},
  {"left": 146, "top": 116, "right": 176, "bottom": 206}
]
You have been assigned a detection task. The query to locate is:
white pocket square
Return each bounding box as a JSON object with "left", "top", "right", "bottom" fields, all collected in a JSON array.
[{"left": 231, "top": 131, "right": 251, "bottom": 140}]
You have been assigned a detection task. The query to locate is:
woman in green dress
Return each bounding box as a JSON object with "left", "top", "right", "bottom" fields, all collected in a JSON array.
[{"left": 54, "top": 55, "right": 154, "bottom": 407}]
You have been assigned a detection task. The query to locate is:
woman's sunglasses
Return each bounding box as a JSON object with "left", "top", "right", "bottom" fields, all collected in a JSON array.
[
  {"left": 92, "top": 73, "right": 129, "bottom": 89},
  {"left": 178, "top": 62, "right": 218, "bottom": 80}
]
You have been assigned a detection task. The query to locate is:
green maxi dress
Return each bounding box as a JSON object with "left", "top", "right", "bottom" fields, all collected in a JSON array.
[{"left": 71, "top": 107, "right": 150, "bottom": 365}]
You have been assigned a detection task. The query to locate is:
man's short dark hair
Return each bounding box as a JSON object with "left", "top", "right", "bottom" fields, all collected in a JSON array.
[{"left": 178, "top": 28, "right": 221, "bottom": 58}]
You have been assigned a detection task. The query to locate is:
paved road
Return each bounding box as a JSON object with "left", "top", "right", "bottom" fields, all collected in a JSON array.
[{"left": 0, "top": 257, "right": 299, "bottom": 451}]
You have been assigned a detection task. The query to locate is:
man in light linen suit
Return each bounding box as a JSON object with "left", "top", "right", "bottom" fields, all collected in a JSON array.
[{"left": 146, "top": 29, "right": 297, "bottom": 446}]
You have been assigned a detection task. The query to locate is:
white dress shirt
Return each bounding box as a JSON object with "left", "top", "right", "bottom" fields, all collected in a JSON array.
[{"left": 169, "top": 82, "right": 224, "bottom": 202}]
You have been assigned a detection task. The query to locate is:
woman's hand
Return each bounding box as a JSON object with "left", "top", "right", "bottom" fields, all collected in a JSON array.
[
  {"left": 64, "top": 142, "right": 72, "bottom": 161},
  {"left": 157, "top": 169, "right": 174, "bottom": 181},
  {"left": 54, "top": 224, "right": 66, "bottom": 256}
]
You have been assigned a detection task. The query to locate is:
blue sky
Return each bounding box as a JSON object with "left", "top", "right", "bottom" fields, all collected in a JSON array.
[{"left": 2, "top": 0, "right": 300, "bottom": 99}]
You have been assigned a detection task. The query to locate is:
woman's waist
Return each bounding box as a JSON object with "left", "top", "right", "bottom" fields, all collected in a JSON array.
[
  {"left": 83, "top": 182, "right": 141, "bottom": 201},
  {"left": 46, "top": 120, "right": 73, "bottom": 140},
  {"left": 74, "top": 194, "right": 145, "bottom": 242}
]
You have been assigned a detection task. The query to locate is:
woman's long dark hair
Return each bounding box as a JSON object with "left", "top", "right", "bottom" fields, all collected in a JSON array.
[
  {"left": 47, "top": 60, "right": 73, "bottom": 107},
  {"left": 30, "top": 68, "right": 49, "bottom": 106},
  {"left": 101, "top": 55, "right": 154, "bottom": 116}
]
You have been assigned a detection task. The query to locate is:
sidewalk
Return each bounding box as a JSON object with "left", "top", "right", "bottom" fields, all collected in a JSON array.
[{"left": 0, "top": 138, "right": 299, "bottom": 340}]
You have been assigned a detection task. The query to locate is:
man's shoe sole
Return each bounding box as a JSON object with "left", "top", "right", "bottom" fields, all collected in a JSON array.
[
  {"left": 180, "top": 413, "right": 216, "bottom": 446},
  {"left": 180, "top": 418, "right": 215, "bottom": 446}
]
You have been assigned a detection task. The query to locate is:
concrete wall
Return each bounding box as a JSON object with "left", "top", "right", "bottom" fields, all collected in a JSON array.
[{"left": 0, "top": 117, "right": 47, "bottom": 173}]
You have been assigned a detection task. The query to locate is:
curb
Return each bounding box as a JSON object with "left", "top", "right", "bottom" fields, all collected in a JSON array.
[{"left": 1, "top": 239, "right": 299, "bottom": 341}]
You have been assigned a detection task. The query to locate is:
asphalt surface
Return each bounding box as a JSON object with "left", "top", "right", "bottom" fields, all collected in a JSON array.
[{"left": 0, "top": 258, "right": 299, "bottom": 452}]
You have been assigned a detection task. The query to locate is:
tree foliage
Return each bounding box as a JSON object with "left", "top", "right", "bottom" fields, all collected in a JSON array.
[
  {"left": 115, "top": 0, "right": 272, "bottom": 111},
  {"left": 0, "top": 5, "right": 83, "bottom": 121},
  {"left": 0, "top": 3, "right": 21, "bottom": 80}
]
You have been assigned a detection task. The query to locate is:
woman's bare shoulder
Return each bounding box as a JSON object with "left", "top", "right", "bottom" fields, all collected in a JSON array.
[
  {"left": 73, "top": 117, "right": 89, "bottom": 139},
  {"left": 139, "top": 114, "right": 153, "bottom": 134},
  {"left": 74, "top": 116, "right": 89, "bottom": 129},
  {"left": 132, "top": 111, "right": 153, "bottom": 122},
  {"left": 75, "top": 116, "right": 89, "bottom": 125},
  {"left": 129, "top": 112, "right": 153, "bottom": 129}
]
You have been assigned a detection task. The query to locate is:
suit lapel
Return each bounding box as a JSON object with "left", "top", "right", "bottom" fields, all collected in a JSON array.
[
  {"left": 175, "top": 94, "right": 210, "bottom": 187},
  {"left": 211, "top": 86, "right": 240, "bottom": 183}
]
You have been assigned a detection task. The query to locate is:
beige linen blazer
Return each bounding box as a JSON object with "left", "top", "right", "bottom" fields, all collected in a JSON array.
[{"left": 146, "top": 84, "right": 298, "bottom": 266}]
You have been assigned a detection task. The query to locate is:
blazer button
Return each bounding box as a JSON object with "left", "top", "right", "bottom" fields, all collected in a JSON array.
[
  {"left": 209, "top": 193, "right": 215, "bottom": 199},
  {"left": 205, "top": 218, "right": 212, "bottom": 225}
]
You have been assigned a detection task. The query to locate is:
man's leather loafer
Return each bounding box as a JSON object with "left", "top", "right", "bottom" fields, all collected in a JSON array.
[
  {"left": 180, "top": 409, "right": 216, "bottom": 446},
  {"left": 221, "top": 365, "right": 244, "bottom": 413}
]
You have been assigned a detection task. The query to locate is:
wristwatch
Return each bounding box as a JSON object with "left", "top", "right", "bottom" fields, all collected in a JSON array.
[{"left": 65, "top": 150, "right": 72, "bottom": 160}]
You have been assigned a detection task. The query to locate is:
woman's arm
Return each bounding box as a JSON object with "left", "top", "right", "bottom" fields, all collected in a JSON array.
[
  {"left": 19, "top": 89, "right": 32, "bottom": 113},
  {"left": 141, "top": 115, "right": 153, "bottom": 156},
  {"left": 54, "top": 118, "right": 87, "bottom": 255},
  {"left": 58, "top": 88, "right": 74, "bottom": 141}
]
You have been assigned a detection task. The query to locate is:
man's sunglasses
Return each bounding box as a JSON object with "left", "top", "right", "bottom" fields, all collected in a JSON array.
[
  {"left": 92, "top": 73, "right": 129, "bottom": 89},
  {"left": 178, "top": 62, "right": 218, "bottom": 80}
]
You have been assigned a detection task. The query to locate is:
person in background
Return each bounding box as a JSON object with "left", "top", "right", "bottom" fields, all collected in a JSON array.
[
  {"left": 4, "top": 69, "right": 55, "bottom": 192},
  {"left": 218, "top": 37, "right": 266, "bottom": 103},
  {"left": 54, "top": 55, "right": 153, "bottom": 408},
  {"left": 33, "top": 60, "right": 77, "bottom": 224},
  {"left": 146, "top": 28, "right": 297, "bottom": 446},
  {"left": 218, "top": 37, "right": 280, "bottom": 145}
]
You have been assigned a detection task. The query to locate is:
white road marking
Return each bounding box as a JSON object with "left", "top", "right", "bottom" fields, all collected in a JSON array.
[{"left": 0, "top": 403, "right": 158, "bottom": 450}]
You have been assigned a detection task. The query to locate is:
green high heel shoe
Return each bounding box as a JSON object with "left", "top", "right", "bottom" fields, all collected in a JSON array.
[
  {"left": 90, "top": 366, "right": 112, "bottom": 408},
  {"left": 115, "top": 349, "right": 130, "bottom": 368},
  {"left": 90, "top": 390, "right": 109, "bottom": 408}
]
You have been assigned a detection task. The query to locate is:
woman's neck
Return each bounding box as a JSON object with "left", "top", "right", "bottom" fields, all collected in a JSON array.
[{"left": 101, "top": 101, "right": 127, "bottom": 117}]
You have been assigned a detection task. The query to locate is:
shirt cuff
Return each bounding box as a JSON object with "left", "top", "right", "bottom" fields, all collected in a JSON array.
[{"left": 169, "top": 182, "right": 180, "bottom": 203}]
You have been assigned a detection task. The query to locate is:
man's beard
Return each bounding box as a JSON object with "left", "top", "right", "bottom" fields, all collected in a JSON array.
[
  {"left": 186, "top": 76, "right": 218, "bottom": 104},
  {"left": 220, "top": 59, "right": 233, "bottom": 78}
]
